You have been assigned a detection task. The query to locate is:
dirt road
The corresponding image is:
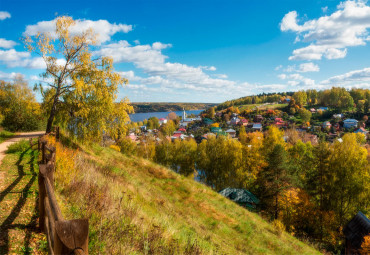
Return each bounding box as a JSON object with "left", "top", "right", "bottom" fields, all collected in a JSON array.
[{"left": 0, "top": 131, "right": 45, "bottom": 164}]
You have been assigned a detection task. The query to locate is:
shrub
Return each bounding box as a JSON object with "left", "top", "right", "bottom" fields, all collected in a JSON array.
[
  {"left": 6, "top": 139, "right": 29, "bottom": 153},
  {"left": 272, "top": 219, "right": 285, "bottom": 236},
  {"left": 117, "top": 137, "right": 137, "bottom": 156},
  {"left": 109, "top": 144, "right": 121, "bottom": 152}
]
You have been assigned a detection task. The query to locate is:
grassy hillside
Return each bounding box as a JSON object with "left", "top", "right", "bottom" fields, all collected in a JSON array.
[
  {"left": 46, "top": 135, "right": 320, "bottom": 254},
  {"left": 132, "top": 102, "right": 217, "bottom": 113}
]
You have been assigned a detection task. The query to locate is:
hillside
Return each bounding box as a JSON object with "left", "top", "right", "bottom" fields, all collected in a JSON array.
[
  {"left": 47, "top": 135, "right": 321, "bottom": 254},
  {"left": 132, "top": 102, "right": 217, "bottom": 113}
]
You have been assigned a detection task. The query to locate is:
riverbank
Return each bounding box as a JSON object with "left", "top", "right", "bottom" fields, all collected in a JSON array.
[{"left": 130, "top": 109, "right": 204, "bottom": 122}]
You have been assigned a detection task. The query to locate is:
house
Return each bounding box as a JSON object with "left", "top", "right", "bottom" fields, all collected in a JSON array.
[
  {"left": 254, "top": 115, "right": 264, "bottom": 122},
  {"left": 240, "top": 119, "right": 248, "bottom": 126},
  {"left": 203, "top": 118, "right": 214, "bottom": 125},
  {"left": 230, "top": 117, "right": 240, "bottom": 125},
  {"left": 343, "top": 212, "right": 370, "bottom": 255},
  {"left": 333, "top": 114, "right": 344, "bottom": 119},
  {"left": 322, "top": 121, "right": 331, "bottom": 129},
  {"left": 252, "top": 123, "right": 262, "bottom": 131},
  {"left": 140, "top": 125, "right": 147, "bottom": 132},
  {"left": 219, "top": 188, "right": 260, "bottom": 210},
  {"left": 354, "top": 127, "right": 368, "bottom": 135},
  {"left": 201, "top": 132, "right": 216, "bottom": 140},
  {"left": 210, "top": 127, "right": 222, "bottom": 133},
  {"left": 159, "top": 118, "right": 167, "bottom": 125},
  {"left": 344, "top": 119, "right": 359, "bottom": 129},
  {"left": 319, "top": 107, "right": 328, "bottom": 111},
  {"left": 178, "top": 128, "right": 186, "bottom": 133},
  {"left": 274, "top": 117, "right": 285, "bottom": 128},
  {"left": 225, "top": 129, "right": 236, "bottom": 138},
  {"left": 127, "top": 133, "right": 137, "bottom": 142},
  {"left": 310, "top": 108, "right": 316, "bottom": 113}
]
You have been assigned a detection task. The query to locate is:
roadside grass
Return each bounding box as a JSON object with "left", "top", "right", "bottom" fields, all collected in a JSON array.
[
  {"left": 0, "top": 143, "right": 47, "bottom": 254},
  {"left": 0, "top": 130, "right": 15, "bottom": 144},
  {"left": 47, "top": 135, "right": 321, "bottom": 255}
]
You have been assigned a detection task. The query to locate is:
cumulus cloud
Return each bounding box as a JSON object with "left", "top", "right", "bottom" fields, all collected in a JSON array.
[
  {"left": 278, "top": 72, "right": 315, "bottom": 86},
  {"left": 322, "top": 67, "right": 370, "bottom": 85},
  {"left": 0, "top": 11, "right": 10, "bottom": 20},
  {"left": 281, "top": 1, "right": 370, "bottom": 60},
  {"left": 298, "top": 62, "right": 320, "bottom": 72},
  {"left": 96, "top": 40, "right": 236, "bottom": 92},
  {"left": 0, "top": 38, "right": 17, "bottom": 48},
  {"left": 0, "top": 49, "right": 48, "bottom": 69},
  {"left": 0, "top": 71, "right": 21, "bottom": 80},
  {"left": 282, "top": 62, "right": 319, "bottom": 73},
  {"left": 24, "top": 18, "right": 133, "bottom": 44}
]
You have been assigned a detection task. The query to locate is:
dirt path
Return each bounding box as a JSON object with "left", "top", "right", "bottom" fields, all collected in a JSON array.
[{"left": 0, "top": 131, "right": 45, "bottom": 165}]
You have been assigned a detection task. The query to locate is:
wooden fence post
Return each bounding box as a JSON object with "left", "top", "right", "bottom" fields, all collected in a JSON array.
[
  {"left": 55, "top": 219, "right": 89, "bottom": 254},
  {"left": 38, "top": 167, "right": 46, "bottom": 232},
  {"left": 42, "top": 141, "right": 46, "bottom": 164}
]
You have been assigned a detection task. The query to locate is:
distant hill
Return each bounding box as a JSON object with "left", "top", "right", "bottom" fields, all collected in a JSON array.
[{"left": 132, "top": 102, "right": 218, "bottom": 113}]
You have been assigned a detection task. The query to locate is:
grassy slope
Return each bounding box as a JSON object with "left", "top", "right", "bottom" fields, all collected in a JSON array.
[
  {"left": 52, "top": 140, "right": 320, "bottom": 255},
  {"left": 0, "top": 146, "right": 47, "bottom": 254}
]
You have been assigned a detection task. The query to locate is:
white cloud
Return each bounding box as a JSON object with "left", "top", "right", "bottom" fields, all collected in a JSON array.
[
  {"left": 0, "top": 11, "right": 11, "bottom": 20},
  {"left": 0, "top": 71, "right": 21, "bottom": 80},
  {"left": 282, "top": 1, "right": 370, "bottom": 60},
  {"left": 275, "top": 65, "right": 283, "bottom": 71},
  {"left": 214, "top": 74, "right": 228, "bottom": 79},
  {"left": 322, "top": 6, "right": 328, "bottom": 13},
  {"left": 322, "top": 67, "right": 370, "bottom": 85},
  {"left": 96, "top": 40, "right": 236, "bottom": 92},
  {"left": 0, "top": 38, "right": 16, "bottom": 49},
  {"left": 282, "top": 62, "right": 319, "bottom": 72},
  {"left": 298, "top": 62, "right": 320, "bottom": 72},
  {"left": 24, "top": 18, "right": 133, "bottom": 44},
  {"left": 278, "top": 72, "right": 315, "bottom": 86},
  {"left": 134, "top": 40, "right": 140, "bottom": 45},
  {"left": 0, "top": 49, "right": 48, "bottom": 69},
  {"left": 199, "top": 66, "right": 217, "bottom": 71}
]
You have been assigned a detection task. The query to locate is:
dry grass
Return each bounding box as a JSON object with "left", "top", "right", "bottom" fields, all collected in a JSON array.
[{"left": 47, "top": 134, "right": 321, "bottom": 254}]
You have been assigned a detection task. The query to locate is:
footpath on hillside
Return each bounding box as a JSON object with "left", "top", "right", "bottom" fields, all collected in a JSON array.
[{"left": 0, "top": 131, "right": 47, "bottom": 254}]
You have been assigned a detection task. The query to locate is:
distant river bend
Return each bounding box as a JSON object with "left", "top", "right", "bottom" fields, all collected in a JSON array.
[{"left": 129, "top": 110, "right": 204, "bottom": 122}]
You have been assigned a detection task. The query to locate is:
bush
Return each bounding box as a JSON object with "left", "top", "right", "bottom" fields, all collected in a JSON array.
[
  {"left": 109, "top": 144, "right": 121, "bottom": 152},
  {"left": 117, "top": 137, "right": 137, "bottom": 156},
  {"left": 272, "top": 219, "right": 285, "bottom": 236},
  {"left": 6, "top": 139, "right": 30, "bottom": 153}
]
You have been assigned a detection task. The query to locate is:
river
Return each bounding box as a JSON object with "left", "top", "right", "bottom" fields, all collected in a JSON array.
[{"left": 129, "top": 110, "right": 204, "bottom": 122}]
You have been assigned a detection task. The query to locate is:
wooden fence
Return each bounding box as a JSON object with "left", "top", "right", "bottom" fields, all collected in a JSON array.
[{"left": 29, "top": 127, "right": 89, "bottom": 254}]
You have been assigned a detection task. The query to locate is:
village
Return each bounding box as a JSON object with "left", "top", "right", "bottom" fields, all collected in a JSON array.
[{"left": 125, "top": 100, "right": 369, "bottom": 145}]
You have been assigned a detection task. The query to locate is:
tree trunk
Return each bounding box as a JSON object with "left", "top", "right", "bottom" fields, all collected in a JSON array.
[{"left": 46, "top": 85, "right": 60, "bottom": 133}]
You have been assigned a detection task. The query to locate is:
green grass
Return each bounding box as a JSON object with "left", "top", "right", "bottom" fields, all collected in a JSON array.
[
  {"left": 0, "top": 130, "right": 15, "bottom": 143},
  {"left": 0, "top": 143, "right": 47, "bottom": 254},
  {"left": 52, "top": 138, "right": 321, "bottom": 255},
  {"left": 238, "top": 103, "right": 288, "bottom": 111}
]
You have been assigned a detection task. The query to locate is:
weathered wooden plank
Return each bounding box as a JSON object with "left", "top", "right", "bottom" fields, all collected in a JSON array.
[
  {"left": 55, "top": 219, "right": 89, "bottom": 253},
  {"left": 44, "top": 177, "right": 63, "bottom": 222}
]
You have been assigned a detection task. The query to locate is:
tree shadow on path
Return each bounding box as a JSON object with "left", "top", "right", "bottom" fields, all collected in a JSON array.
[{"left": 0, "top": 148, "right": 40, "bottom": 254}]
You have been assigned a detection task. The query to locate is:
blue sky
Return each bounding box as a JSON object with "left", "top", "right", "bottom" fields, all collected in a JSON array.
[{"left": 2, "top": 0, "right": 370, "bottom": 103}]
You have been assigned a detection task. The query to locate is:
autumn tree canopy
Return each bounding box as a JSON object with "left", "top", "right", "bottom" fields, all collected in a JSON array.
[{"left": 24, "top": 16, "right": 133, "bottom": 141}]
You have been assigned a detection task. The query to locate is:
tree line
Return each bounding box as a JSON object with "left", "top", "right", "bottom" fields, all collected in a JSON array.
[{"left": 217, "top": 87, "right": 370, "bottom": 113}]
